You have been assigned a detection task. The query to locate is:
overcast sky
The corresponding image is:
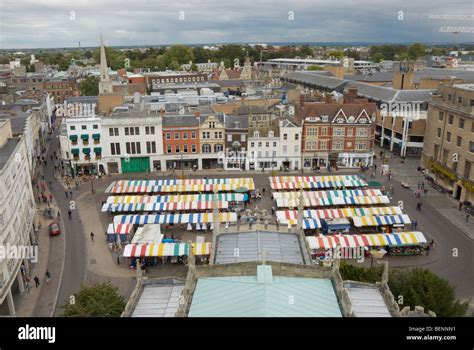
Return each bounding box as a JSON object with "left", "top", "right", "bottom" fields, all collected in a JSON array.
[{"left": 1, "top": 0, "right": 473, "bottom": 49}]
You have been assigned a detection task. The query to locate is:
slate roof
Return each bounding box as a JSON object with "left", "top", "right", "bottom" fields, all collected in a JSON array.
[
  {"left": 162, "top": 115, "right": 199, "bottom": 127},
  {"left": 236, "top": 105, "right": 269, "bottom": 115},
  {"left": 132, "top": 280, "right": 184, "bottom": 317},
  {"left": 224, "top": 114, "right": 249, "bottom": 129},
  {"left": 188, "top": 265, "right": 342, "bottom": 317},
  {"left": 215, "top": 231, "right": 304, "bottom": 265}
]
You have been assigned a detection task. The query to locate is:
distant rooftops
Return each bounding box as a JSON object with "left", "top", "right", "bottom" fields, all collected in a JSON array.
[{"left": 0, "top": 137, "right": 21, "bottom": 171}]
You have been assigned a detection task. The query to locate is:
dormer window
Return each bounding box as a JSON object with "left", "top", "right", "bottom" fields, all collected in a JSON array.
[
  {"left": 254, "top": 131, "right": 260, "bottom": 138},
  {"left": 269, "top": 131, "right": 274, "bottom": 137}
]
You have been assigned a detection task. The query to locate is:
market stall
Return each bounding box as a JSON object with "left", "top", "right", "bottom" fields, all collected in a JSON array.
[
  {"left": 102, "top": 201, "right": 229, "bottom": 213},
  {"left": 113, "top": 212, "right": 237, "bottom": 225},
  {"left": 106, "top": 178, "right": 255, "bottom": 194},
  {"left": 352, "top": 215, "right": 411, "bottom": 228},
  {"left": 106, "top": 223, "right": 133, "bottom": 243},
  {"left": 272, "top": 189, "right": 382, "bottom": 200},
  {"left": 270, "top": 175, "right": 363, "bottom": 183},
  {"left": 123, "top": 242, "right": 212, "bottom": 257},
  {"left": 270, "top": 179, "right": 367, "bottom": 191},
  {"left": 105, "top": 193, "right": 247, "bottom": 205},
  {"left": 275, "top": 195, "right": 390, "bottom": 208}
]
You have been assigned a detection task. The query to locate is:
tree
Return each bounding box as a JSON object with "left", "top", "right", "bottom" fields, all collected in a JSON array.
[
  {"left": 339, "top": 261, "right": 384, "bottom": 283},
  {"left": 79, "top": 75, "right": 100, "bottom": 96},
  {"left": 408, "top": 43, "right": 426, "bottom": 60},
  {"left": 62, "top": 282, "right": 126, "bottom": 317},
  {"left": 307, "top": 65, "right": 324, "bottom": 71},
  {"left": 372, "top": 52, "right": 385, "bottom": 63},
  {"left": 189, "top": 62, "right": 198, "bottom": 72},
  {"left": 388, "top": 268, "right": 469, "bottom": 317},
  {"left": 346, "top": 49, "right": 361, "bottom": 60}
]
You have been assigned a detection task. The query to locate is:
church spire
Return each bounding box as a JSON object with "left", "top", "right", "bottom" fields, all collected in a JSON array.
[{"left": 99, "top": 34, "right": 113, "bottom": 94}]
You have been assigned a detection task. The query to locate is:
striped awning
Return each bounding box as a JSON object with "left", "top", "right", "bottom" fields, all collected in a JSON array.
[
  {"left": 270, "top": 175, "right": 363, "bottom": 183},
  {"left": 105, "top": 193, "right": 246, "bottom": 205},
  {"left": 273, "top": 189, "right": 382, "bottom": 199},
  {"left": 270, "top": 180, "right": 367, "bottom": 190},
  {"left": 107, "top": 223, "right": 133, "bottom": 234},
  {"left": 306, "top": 231, "right": 427, "bottom": 250},
  {"left": 102, "top": 201, "right": 228, "bottom": 213},
  {"left": 303, "top": 219, "right": 323, "bottom": 229},
  {"left": 276, "top": 207, "right": 403, "bottom": 223},
  {"left": 352, "top": 215, "right": 411, "bottom": 227},
  {"left": 123, "top": 242, "right": 212, "bottom": 257},
  {"left": 105, "top": 178, "right": 255, "bottom": 194},
  {"left": 113, "top": 212, "right": 237, "bottom": 225},
  {"left": 276, "top": 195, "right": 390, "bottom": 208}
]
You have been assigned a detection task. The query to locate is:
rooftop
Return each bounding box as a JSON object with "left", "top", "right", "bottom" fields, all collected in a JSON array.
[
  {"left": 131, "top": 280, "right": 184, "bottom": 317},
  {"left": 188, "top": 265, "right": 342, "bottom": 317},
  {"left": 0, "top": 137, "right": 21, "bottom": 171},
  {"left": 215, "top": 231, "right": 304, "bottom": 265},
  {"left": 344, "top": 283, "right": 392, "bottom": 317}
]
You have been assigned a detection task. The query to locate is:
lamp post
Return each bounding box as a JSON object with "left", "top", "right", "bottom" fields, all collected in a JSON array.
[{"left": 88, "top": 157, "right": 95, "bottom": 194}]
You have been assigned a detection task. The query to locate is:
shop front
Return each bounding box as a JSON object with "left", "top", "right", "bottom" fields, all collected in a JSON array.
[
  {"left": 337, "top": 152, "right": 374, "bottom": 168},
  {"left": 303, "top": 153, "right": 327, "bottom": 170}
]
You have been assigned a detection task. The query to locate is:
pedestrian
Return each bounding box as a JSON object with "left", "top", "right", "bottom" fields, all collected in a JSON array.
[
  {"left": 262, "top": 188, "right": 265, "bottom": 195},
  {"left": 467, "top": 213, "right": 470, "bottom": 222},
  {"left": 414, "top": 220, "right": 417, "bottom": 230},
  {"left": 57, "top": 211, "right": 60, "bottom": 219},
  {"left": 416, "top": 201, "right": 422, "bottom": 211},
  {"left": 271, "top": 206, "right": 275, "bottom": 215},
  {"left": 65, "top": 190, "right": 68, "bottom": 198},
  {"left": 68, "top": 209, "right": 72, "bottom": 219},
  {"left": 34, "top": 276, "right": 40, "bottom": 288},
  {"left": 20, "top": 263, "right": 26, "bottom": 276},
  {"left": 49, "top": 194, "right": 53, "bottom": 202},
  {"left": 430, "top": 239, "right": 435, "bottom": 248},
  {"left": 90, "top": 232, "right": 94, "bottom": 241},
  {"left": 425, "top": 245, "right": 430, "bottom": 256},
  {"left": 45, "top": 270, "right": 51, "bottom": 284}
]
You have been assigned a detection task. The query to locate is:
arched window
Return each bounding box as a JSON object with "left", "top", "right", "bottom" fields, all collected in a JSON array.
[
  {"left": 202, "top": 144, "right": 211, "bottom": 153},
  {"left": 214, "top": 144, "right": 223, "bottom": 153}
]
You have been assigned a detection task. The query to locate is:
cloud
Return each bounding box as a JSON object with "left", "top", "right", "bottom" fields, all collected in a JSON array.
[{"left": 0, "top": 0, "right": 473, "bottom": 48}]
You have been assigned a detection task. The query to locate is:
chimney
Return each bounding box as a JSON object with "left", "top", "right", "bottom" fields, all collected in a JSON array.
[
  {"left": 159, "top": 108, "right": 165, "bottom": 116},
  {"left": 344, "top": 86, "right": 358, "bottom": 103}
]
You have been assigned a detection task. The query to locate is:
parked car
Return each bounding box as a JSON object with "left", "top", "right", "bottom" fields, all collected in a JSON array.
[{"left": 48, "top": 222, "right": 61, "bottom": 236}]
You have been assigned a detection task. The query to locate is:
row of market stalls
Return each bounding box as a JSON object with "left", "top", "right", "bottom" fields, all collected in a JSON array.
[
  {"left": 105, "top": 178, "right": 254, "bottom": 267},
  {"left": 270, "top": 175, "right": 428, "bottom": 259},
  {"left": 105, "top": 178, "right": 255, "bottom": 194}
]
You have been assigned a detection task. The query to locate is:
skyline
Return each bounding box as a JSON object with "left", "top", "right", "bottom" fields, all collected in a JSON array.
[{"left": 1, "top": 0, "right": 473, "bottom": 49}]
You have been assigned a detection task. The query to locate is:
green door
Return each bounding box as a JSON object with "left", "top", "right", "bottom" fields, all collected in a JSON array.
[{"left": 121, "top": 157, "right": 150, "bottom": 173}]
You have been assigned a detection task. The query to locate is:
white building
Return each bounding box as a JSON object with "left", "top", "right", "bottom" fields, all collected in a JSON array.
[
  {"left": 278, "top": 119, "right": 302, "bottom": 171},
  {"left": 247, "top": 128, "right": 279, "bottom": 170},
  {"left": 101, "top": 110, "right": 164, "bottom": 173},
  {"left": 0, "top": 119, "right": 36, "bottom": 315}
]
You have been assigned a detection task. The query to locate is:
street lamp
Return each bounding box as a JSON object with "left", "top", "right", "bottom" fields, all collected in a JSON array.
[{"left": 88, "top": 157, "right": 95, "bottom": 194}]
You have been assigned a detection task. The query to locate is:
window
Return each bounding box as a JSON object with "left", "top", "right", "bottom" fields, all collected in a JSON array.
[
  {"left": 183, "top": 144, "right": 188, "bottom": 153},
  {"left": 215, "top": 144, "right": 223, "bottom": 153},
  {"left": 183, "top": 132, "right": 188, "bottom": 140},
  {"left": 448, "top": 114, "right": 454, "bottom": 125},
  {"left": 334, "top": 128, "right": 344, "bottom": 137},
  {"left": 306, "top": 127, "right": 317, "bottom": 136},
  {"left": 202, "top": 144, "right": 211, "bottom": 153},
  {"left": 295, "top": 133, "right": 299, "bottom": 140},
  {"left": 356, "top": 142, "right": 366, "bottom": 150},
  {"left": 347, "top": 128, "right": 353, "bottom": 137},
  {"left": 306, "top": 140, "right": 317, "bottom": 150},
  {"left": 273, "top": 142, "right": 277, "bottom": 147},
  {"left": 258, "top": 142, "right": 262, "bottom": 147},
  {"left": 209, "top": 121, "right": 216, "bottom": 128},
  {"left": 70, "top": 126, "right": 76, "bottom": 131},
  {"left": 320, "top": 127, "right": 328, "bottom": 136},
  {"left": 93, "top": 125, "right": 98, "bottom": 129},
  {"left": 283, "top": 145, "right": 287, "bottom": 154},
  {"left": 125, "top": 127, "right": 129, "bottom": 136},
  {"left": 459, "top": 119, "right": 465, "bottom": 129},
  {"left": 174, "top": 132, "right": 179, "bottom": 140},
  {"left": 146, "top": 141, "right": 156, "bottom": 153},
  {"left": 438, "top": 111, "right": 444, "bottom": 121},
  {"left": 241, "top": 134, "right": 246, "bottom": 142},
  {"left": 202, "top": 132, "right": 210, "bottom": 139},
  {"left": 81, "top": 125, "right": 87, "bottom": 130},
  {"left": 294, "top": 145, "right": 299, "bottom": 153},
  {"left": 109, "top": 127, "right": 119, "bottom": 136},
  {"left": 166, "top": 145, "right": 171, "bottom": 154},
  {"left": 283, "top": 133, "right": 288, "bottom": 140},
  {"left": 457, "top": 136, "right": 462, "bottom": 147},
  {"left": 175, "top": 145, "right": 180, "bottom": 153},
  {"left": 191, "top": 144, "right": 196, "bottom": 153},
  {"left": 110, "top": 143, "right": 120, "bottom": 155},
  {"left": 437, "top": 128, "right": 442, "bottom": 138},
  {"left": 465, "top": 161, "right": 472, "bottom": 178},
  {"left": 458, "top": 96, "right": 462, "bottom": 104},
  {"left": 356, "top": 128, "right": 368, "bottom": 137},
  {"left": 145, "top": 126, "right": 155, "bottom": 135},
  {"left": 266, "top": 142, "right": 269, "bottom": 147},
  {"left": 470, "top": 142, "right": 474, "bottom": 153},
  {"left": 191, "top": 131, "right": 196, "bottom": 139},
  {"left": 215, "top": 131, "right": 222, "bottom": 139},
  {"left": 333, "top": 140, "right": 343, "bottom": 150},
  {"left": 446, "top": 132, "right": 451, "bottom": 142},
  {"left": 250, "top": 142, "right": 255, "bottom": 147},
  {"left": 166, "top": 132, "right": 171, "bottom": 140}
]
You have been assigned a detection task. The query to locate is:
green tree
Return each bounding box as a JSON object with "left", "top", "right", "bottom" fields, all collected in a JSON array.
[
  {"left": 63, "top": 282, "right": 126, "bottom": 317},
  {"left": 162, "top": 45, "right": 195, "bottom": 66},
  {"left": 189, "top": 62, "right": 198, "bottom": 72},
  {"left": 407, "top": 43, "right": 426, "bottom": 60},
  {"left": 307, "top": 65, "right": 324, "bottom": 71},
  {"left": 346, "top": 49, "right": 361, "bottom": 60},
  {"left": 79, "top": 75, "right": 100, "bottom": 96},
  {"left": 372, "top": 52, "right": 385, "bottom": 63},
  {"left": 388, "top": 268, "right": 469, "bottom": 317},
  {"left": 339, "top": 261, "right": 384, "bottom": 283}
]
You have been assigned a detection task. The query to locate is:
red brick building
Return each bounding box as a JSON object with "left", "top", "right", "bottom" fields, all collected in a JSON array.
[{"left": 301, "top": 87, "right": 377, "bottom": 169}]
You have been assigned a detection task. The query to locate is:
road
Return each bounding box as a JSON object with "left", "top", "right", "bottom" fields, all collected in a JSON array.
[{"left": 41, "top": 125, "right": 86, "bottom": 316}]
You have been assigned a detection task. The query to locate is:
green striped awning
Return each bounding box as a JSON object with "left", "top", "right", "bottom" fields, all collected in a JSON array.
[
  {"left": 94, "top": 147, "right": 102, "bottom": 153},
  {"left": 69, "top": 135, "right": 78, "bottom": 141},
  {"left": 92, "top": 134, "right": 100, "bottom": 140},
  {"left": 83, "top": 148, "right": 91, "bottom": 154},
  {"left": 81, "top": 134, "right": 89, "bottom": 140},
  {"left": 71, "top": 149, "right": 80, "bottom": 155}
]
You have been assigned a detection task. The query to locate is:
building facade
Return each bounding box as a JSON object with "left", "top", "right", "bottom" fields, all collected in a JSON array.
[
  {"left": 199, "top": 114, "right": 225, "bottom": 169},
  {"left": 421, "top": 83, "right": 474, "bottom": 203},
  {"left": 0, "top": 119, "right": 36, "bottom": 315}
]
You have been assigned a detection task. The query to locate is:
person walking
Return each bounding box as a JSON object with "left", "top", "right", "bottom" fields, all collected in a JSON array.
[
  {"left": 416, "top": 201, "right": 422, "bottom": 211},
  {"left": 69, "top": 189, "right": 73, "bottom": 198},
  {"left": 90, "top": 232, "right": 94, "bottom": 241},
  {"left": 68, "top": 209, "right": 72, "bottom": 219},
  {"left": 34, "top": 276, "right": 40, "bottom": 288},
  {"left": 57, "top": 211, "right": 60, "bottom": 219},
  {"left": 65, "top": 190, "right": 68, "bottom": 198},
  {"left": 45, "top": 270, "right": 51, "bottom": 284}
]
